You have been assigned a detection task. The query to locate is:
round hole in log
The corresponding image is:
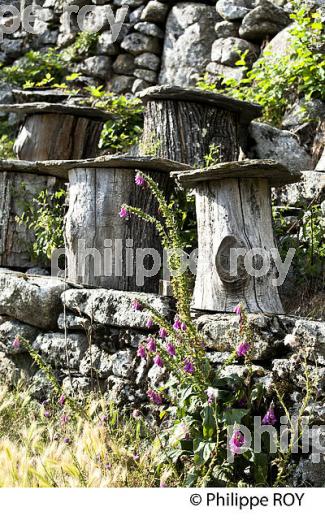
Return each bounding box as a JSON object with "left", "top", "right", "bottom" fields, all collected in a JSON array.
[{"left": 215, "top": 235, "right": 250, "bottom": 285}]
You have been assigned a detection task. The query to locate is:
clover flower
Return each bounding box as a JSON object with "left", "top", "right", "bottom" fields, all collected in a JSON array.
[
  {"left": 229, "top": 429, "right": 245, "bottom": 455},
  {"left": 236, "top": 341, "right": 251, "bottom": 357},
  {"left": 58, "top": 394, "right": 66, "bottom": 406},
  {"left": 119, "top": 206, "right": 129, "bottom": 219},
  {"left": 12, "top": 336, "right": 21, "bottom": 349},
  {"left": 173, "top": 318, "right": 181, "bottom": 330},
  {"left": 146, "top": 318, "right": 154, "bottom": 328},
  {"left": 147, "top": 337, "right": 157, "bottom": 352},
  {"left": 147, "top": 388, "right": 163, "bottom": 405},
  {"left": 159, "top": 327, "right": 168, "bottom": 338},
  {"left": 166, "top": 342, "right": 176, "bottom": 357},
  {"left": 135, "top": 173, "right": 146, "bottom": 187},
  {"left": 137, "top": 344, "right": 146, "bottom": 359},
  {"left": 131, "top": 299, "right": 142, "bottom": 311},
  {"left": 183, "top": 358, "right": 195, "bottom": 374},
  {"left": 262, "top": 406, "right": 277, "bottom": 426},
  {"left": 154, "top": 354, "right": 164, "bottom": 368}
]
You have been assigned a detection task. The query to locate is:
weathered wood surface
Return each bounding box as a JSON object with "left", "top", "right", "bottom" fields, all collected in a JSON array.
[
  {"left": 192, "top": 177, "right": 284, "bottom": 313},
  {"left": 138, "top": 85, "right": 262, "bottom": 124},
  {"left": 141, "top": 98, "right": 240, "bottom": 166},
  {"left": 0, "top": 171, "right": 61, "bottom": 268},
  {"left": 172, "top": 159, "right": 302, "bottom": 187},
  {"left": 14, "top": 113, "right": 104, "bottom": 160},
  {"left": 65, "top": 166, "right": 174, "bottom": 293},
  {"left": 0, "top": 156, "right": 190, "bottom": 180},
  {"left": 139, "top": 86, "right": 262, "bottom": 167}
]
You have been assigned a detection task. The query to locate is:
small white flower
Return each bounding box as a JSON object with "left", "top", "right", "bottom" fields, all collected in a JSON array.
[{"left": 284, "top": 334, "right": 299, "bottom": 347}]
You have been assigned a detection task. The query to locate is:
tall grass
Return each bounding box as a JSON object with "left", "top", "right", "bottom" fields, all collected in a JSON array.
[{"left": 0, "top": 384, "right": 167, "bottom": 488}]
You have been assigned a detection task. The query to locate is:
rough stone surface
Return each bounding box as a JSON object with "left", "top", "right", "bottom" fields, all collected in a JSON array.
[
  {"left": 211, "top": 37, "right": 259, "bottom": 66},
  {"left": 159, "top": 3, "right": 218, "bottom": 87},
  {"left": 206, "top": 62, "right": 245, "bottom": 82},
  {"left": 62, "top": 289, "right": 173, "bottom": 329},
  {"left": 140, "top": 1, "right": 169, "bottom": 23},
  {"left": 0, "top": 270, "right": 66, "bottom": 330},
  {"left": 216, "top": 0, "right": 252, "bottom": 21},
  {"left": 215, "top": 20, "right": 240, "bottom": 38},
  {"left": 239, "top": 0, "right": 290, "bottom": 41},
  {"left": 134, "top": 52, "right": 160, "bottom": 70},
  {"left": 112, "top": 54, "right": 135, "bottom": 75},
  {"left": 121, "top": 33, "right": 161, "bottom": 55},
  {"left": 249, "top": 122, "right": 313, "bottom": 171},
  {"left": 272, "top": 171, "right": 325, "bottom": 206},
  {"left": 33, "top": 332, "right": 88, "bottom": 370},
  {"left": 0, "top": 319, "right": 40, "bottom": 354}
]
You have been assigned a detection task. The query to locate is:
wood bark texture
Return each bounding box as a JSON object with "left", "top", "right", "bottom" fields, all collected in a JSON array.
[
  {"left": 193, "top": 177, "right": 284, "bottom": 313},
  {"left": 141, "top": 99, "right": 240, "bottom": 166},
  {"left": 65, "top": 167, "right": 173, "bottom": 293},
  {"left": 14, "top": 114, "right": 103, "bottom": 160}
]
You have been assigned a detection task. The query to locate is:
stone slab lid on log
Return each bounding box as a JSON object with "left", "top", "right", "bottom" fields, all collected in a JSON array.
[
  {"left": 138, "top": 85, "right": 262, "bottom": 166},
  {"left": 172, "top": 159, "right": 301, "bottom": 314},
  {"left": 0, "top": 159, "right": 64, "bottom": 270},
  {"left": 0, "top": 103, "right": 114, "bottom": 161}
]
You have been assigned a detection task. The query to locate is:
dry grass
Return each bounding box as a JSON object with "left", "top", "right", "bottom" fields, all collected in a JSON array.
[{"left": 0, "top": 385, "right": 163, "bottom": 488}]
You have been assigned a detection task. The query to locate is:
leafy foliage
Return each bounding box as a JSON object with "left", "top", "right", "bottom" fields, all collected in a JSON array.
[
  {"left": 16, "top": 187, "right": 67, "bottom": 262},
  {"left": 198, "top": 2, "right": 325, "bottom": 125},
  {"left": 0, "top": 120, "right": 15, "bottom": 159}
]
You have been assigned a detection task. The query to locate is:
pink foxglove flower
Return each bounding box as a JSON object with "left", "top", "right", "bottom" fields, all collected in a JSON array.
[
  {"left": 236, "top": 341, "right": 250, "bottom": 357},
  {"left": 119, "top": 206, "right": 129, "bottom": 219},
  {"left": 229, "top": 429, "right": 245, "bottom": 455},
  {"left": 147, "top": 388, "right": 163, "bottom": 405},
  {"left": 154, "top": 354, "right": 164, "bottom": 368}
]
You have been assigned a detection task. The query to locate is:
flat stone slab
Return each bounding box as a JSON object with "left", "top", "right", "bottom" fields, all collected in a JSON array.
[
  {"left": 62, "top": 288, "right": 173, "bottom": 330},
  {"left": 138, "top": 85, "right": 262, "bottom": 124},
  {"left": 0, "top": 269, "right": 66, "bottom": 330},
  {"left": 13, "top": 89, "right": 70, "bottom": 103},
  {"left": 0, "top": 102, "right": 113, "bottom": 122},
  {"left": 172, "top": 159, "right": 301, "bottom": 187},
  {"left": 0, "top": 155, "right": 191, "bottom": 180}
]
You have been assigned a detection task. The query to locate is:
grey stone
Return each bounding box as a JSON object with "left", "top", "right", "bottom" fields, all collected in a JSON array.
[
  {"left": 108, "top": 349, "right": 135, "bottom": 378},
  {"left": 211, "top": 37, "right": 259, "bottom": 66},
  {"left": 282, "top": 99, "right": 325, "bottom": 129},
  {"left": 29, "top": 370, "right": 56, "bottom": 400},
  {"left": 129, "top": 5, "right": 145, "bottom": 24},
  {"left": 132, "top": 78, "right": 152, "bottom": 93},
  {"left": 249, "top": 122, "right": 313, "bottom": 171},
  {"left": 121, "top": 32, "right": 161, "bottom": 55},
  {"left": 291, "top": 453, "right": 325, "bottom": 486},
  {"left": 57, "top": 313, "right": 91, "bottom": 331},
  {"left": 292, "top": 319, "right": 325, "bottom": 360},
  {"left": 239, "top": 0, "right": 290, "bottom": 41},
  {"left": 159, "top": 3, "right": 218, "bottom": 87},
  {"left": 79, "top": 56, "right": 112, "bottom": 80},
  {"left": 316, "top": 149, "right": 325, "bottom": 172},
  {"left": 109, "top": 74, "right": 134, "bottom": 93},
  {"left": 220, "top": 364, "right": 265, "bottom": 379},
  {"left": 61, "top": 289, "right": 172, "bottom": 329},
  {"left": 140, "top": 1, "right": 169, "bottom": 23},
  {"left": 119, "top": 329, "right": 148, "bottom": 349},
  {"left": 0, "top": 352, "right": 21, "bottom": 386},
  {"left": 215, "top": 20, "right": 240, "bottom": 38},
  {"left": 206, "top": 62, "right": 245, "bottom": 82},
  {"left": 0, "top": 270, "right": 66, "bottom": 330},
  {"left": 62, "top": 376, "right": 94, "bottom": 395},
  {"left": 134, "top": 21, "right": 164, "bottom": 38},
  {"left": 0, "top": 39, "right": 24, "bottom": 59},
  {"left": 147, "top": 363, "right": 166, "bottom": 387},
  {"left": 79, "top": 345, "right": 113, "bottom": 378},
  {"left": 105, "top": 375, "right": 137, "bottom": 404},
  {"left": 0, "top": 85, "right": 14, "bottom": 105},
  {"left": 216, "top": 0, "right": 251, "bottom": 21},
  {"left": 112, "top": 53, "right": 135, "bottom": 75},
  {"left": 32, "top": 332, "right": 88, "bottom": 369},
  {"left": 134, "top": 52, "right": 160, "bottom": 71},
  {"left": 134, "top": 67, "right": 157, "bottom": 82},
  {"left": 263, "top": 25, "right": 293, "bottom": 56},
  {"left": 0, "top": 320, "right": 40, "bottom": 355},
  {"left": 272, "top": 171, "right": 325, "bottom": 206},
  {"left": 97, "top": 31, "right": 120, "bottom": 55},
  {"left": 25, "top": 267, "right": 49, "bottom": 276}
]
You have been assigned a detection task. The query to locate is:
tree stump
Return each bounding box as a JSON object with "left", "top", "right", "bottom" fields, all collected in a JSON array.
[
  {"left": 173, "top": 160, "right": 301, "bottom": 313},
  {"left": 0, "top": 103, "right": 113, "bottom": 161},
  {"left": 0, "top": 160, "right": 63, "bottom": 269},
  {"left": 138, "top": 85, "right": 262, "bottom": 166},
  {"left": 64, "top": 156, "right": 188, "bottom": 292}
]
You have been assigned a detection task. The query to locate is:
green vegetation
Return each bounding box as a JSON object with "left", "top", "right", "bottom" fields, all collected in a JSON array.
[
  {"left": 16, "top": 187, "right": 67, "bottom": 263},
  {"left": 197, "top": 2, "right": 325, "bottom": 125},
  {"left": 0, "top": 120, "right": 15, "bottom": 159}
]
